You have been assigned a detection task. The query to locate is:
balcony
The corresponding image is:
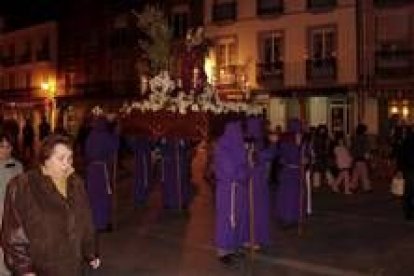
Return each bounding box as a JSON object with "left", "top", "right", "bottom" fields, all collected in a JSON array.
[
  {"left": 256, "top": 61, "right": 284, "bottom": 85},
  {"left": 212, "top": 2, "right": 237, "bottom": 23},
  {"left": 257, "top": 0, "right": 284, "bottom": 16},
  {"left": 375, "top": 50, "right": 413, "bottom": 79},
  {"left": 374, "top": 0, "right": 414, "bottom": 7},
  {"left": 306, "top": 58, "right": 337, "bottom": 82},
  {"left": 215, "top": 65, "right": 245, "bottom": 90},
  {"left": 307, "top": 0, "right": 337, "bottom": 10}
]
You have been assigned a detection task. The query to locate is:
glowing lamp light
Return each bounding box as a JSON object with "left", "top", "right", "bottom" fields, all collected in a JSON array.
[
  {"left": 390, "top": 106, "right": 399, "bottom": 114},
  {"left": 41, "top": 82, "right": 50, "bottom": 91},
  {"left": 402, "top": 106, "right": 409, "bottom": 117},
  {"left": 41, "top": 81, "right": 56, "bottom": 99},
  {"left": 204, "top": 57, "right": 214, "bottom": 84}
]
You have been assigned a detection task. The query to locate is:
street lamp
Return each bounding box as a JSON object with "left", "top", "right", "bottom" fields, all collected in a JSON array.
[{"left": 41, "top": 81, "right": 56, "bottom": 131}]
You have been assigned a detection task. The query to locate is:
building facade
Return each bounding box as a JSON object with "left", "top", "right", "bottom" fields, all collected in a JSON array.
[
  {"left": 204, "top": 0, "right": 359, "bottom": 135},
  {"left": 0, "top": 21, "right": 58, "bottom": 133},
  {"left": 359, "top": 0, "right": 414, "bottom": 136}
]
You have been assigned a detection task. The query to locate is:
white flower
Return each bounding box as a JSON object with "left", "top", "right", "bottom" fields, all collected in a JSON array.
[
  {"left": 92, "top": 106, "right": 104, "bottom": 116},
  {"left": 191, "top": 104, "right": 200, "bottom": 112}
]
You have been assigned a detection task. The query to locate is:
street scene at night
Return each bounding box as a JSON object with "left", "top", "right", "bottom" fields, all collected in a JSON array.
[{"left": 0, "top": 0, "right": 414, "bottom": 275}]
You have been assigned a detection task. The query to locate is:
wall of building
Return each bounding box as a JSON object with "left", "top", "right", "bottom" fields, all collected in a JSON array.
[{"left": 204, "top": 0, "right": 358, "bottom": 89}]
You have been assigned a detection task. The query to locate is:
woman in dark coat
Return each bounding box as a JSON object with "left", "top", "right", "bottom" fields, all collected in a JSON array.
[{"left": 1, "top": 135, "right": 100, "bottom": 275}]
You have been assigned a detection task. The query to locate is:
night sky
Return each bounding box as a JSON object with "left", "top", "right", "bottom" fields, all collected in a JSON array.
[
  {"left": 1, "top": 0, "right": 149, "bottom": 31},
  {"left": 0, "top": 0, "right": 64, "bottom": 30}
]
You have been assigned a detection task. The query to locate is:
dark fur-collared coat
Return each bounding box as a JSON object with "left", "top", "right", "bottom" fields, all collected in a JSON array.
[{"left": 1, "top": 168, "right": 97, "bottom": 276}]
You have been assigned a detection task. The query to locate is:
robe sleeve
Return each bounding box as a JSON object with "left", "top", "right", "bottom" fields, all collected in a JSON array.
[{"left": 1, "top": 176, "right": 35, "bottom": 275}]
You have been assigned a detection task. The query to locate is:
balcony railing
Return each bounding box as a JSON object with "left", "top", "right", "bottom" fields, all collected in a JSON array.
[
  {"left": 307, "top": 0, "right": 337, "bottom": 10},
  {"left": 374, "top": 0, "right": 413, "bottom": 7},
  {"left": 212, "top": 2, "right": 237, "bottom": 22},
  {"left": 306, "top": 58, "right": 337, "bottom": 82},
  {"left": 215, "top": 65, "right": 246, "bottom": 90},
  {"left": 375, "top": 50, "right": 413, "bottom": 79},
  {"left": 256, "top": 61, "right": 284, "bottom": 84},
  {"left": 257, "top": 1, "right": 284, "bottom": 16}
]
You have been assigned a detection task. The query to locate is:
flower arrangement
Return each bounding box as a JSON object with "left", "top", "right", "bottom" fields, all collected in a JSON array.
[{"left": 119, "top": 71, "right": 264, "bottom": 116}]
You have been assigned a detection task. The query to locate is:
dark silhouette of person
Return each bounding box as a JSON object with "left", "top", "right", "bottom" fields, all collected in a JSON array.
[
  {"left": 22, "top": 118, "right": 35, "bottom": 160},
  {"left": 39, "top": 115, "right": 51, "bottom": 142}
]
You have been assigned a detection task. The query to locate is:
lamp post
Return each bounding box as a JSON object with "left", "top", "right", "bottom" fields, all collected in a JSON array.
[{"left": 41, "top": 81, "right": 56, "bottom": 131}]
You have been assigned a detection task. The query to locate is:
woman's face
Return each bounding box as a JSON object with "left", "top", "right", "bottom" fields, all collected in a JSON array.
[
  {"left": 0, "top": 139, "right": 12, "bottom": 161},
  {"left": 44, "top": 143, "right": 73, "bottom": 179}
]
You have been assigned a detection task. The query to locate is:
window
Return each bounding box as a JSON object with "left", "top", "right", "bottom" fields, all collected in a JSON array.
[
  {"left": 261, "top": 32, "right": 283, "bottom": 64},
  {"left": 216, "top": 37, "right": 237, "bottom": 85},
  {"left": 171, "top": 12, "right": 188, "bottom": 38},
  {"left": 375, "top": 40, "right": 412, "bottom": 78},
  {"left": 257, "top": 0, "right": 283, "bottom": 15},
  {"left": 307, "top": 26, "right": 337, "bottom": 80},
  {"left": 257, "top": 31, "right": 284, "bottom": 80},
  {"left": 37, "top": 35, "right": 50, "bottom": 61},
  {"left": 212, "top": 0, "right": 237, "bottom": 22},
  {"left": 20, "top": 41, "right": 32, "bottom": 64},
  {"left": 309, "top": 27, "right": 336, "bottom": 60},
  {"left": 307, "top": 0, "right": 337, "bottom": 10},
  {"left": 374, "top": 0, "right": 413, "bottom": 7}
]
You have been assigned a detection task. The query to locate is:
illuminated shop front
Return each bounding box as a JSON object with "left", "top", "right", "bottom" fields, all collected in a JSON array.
[{"left": 388, "top": 100, "right": 412, "bottom": 123}]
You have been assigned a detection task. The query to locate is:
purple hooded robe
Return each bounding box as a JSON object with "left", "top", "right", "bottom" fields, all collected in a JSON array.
[
  {"left": 274, "top": 119, "right": 303, "bottom": 225},
  {"left": 85, "top": 117, "right": 119, "bottom": 230},
  {"left": 129, "top": 136, "right": 152, "bottom": 206},
  {"left": 239, "top": 117, "right": 274, "bottom": 247},
  {"left": 214, "top": 121, "right": 248, "bottom": 254},
  {"left": 159, "top": 138, "right": 192, "bottom": 210}
]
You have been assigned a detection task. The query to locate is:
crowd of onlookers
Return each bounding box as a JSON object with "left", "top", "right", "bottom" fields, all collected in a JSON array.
[{"left": 270, "top": 123, "right": 373, "bottom": 196}]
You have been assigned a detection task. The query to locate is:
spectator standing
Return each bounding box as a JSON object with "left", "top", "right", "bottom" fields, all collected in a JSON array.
[
  {"left": 1, "top": 134, "right": 100, "bottom": 275},
  {"left": 0, "top": 132, "right": 23, "bottom": 276},
  {"left": 399, "top": 127, "right": 414, "bottom": 219},
  {"left": 22, "top": 118, "right": 35, "bottom": 160},
  {"left": 332, "top": 136, "right": 353, "bottom": 194},
  {"left": 351, "top": 124, "right": 372, "bottom": 192},
  {"left": 38, "top": 115, "right": 51, "bottom": 142}
]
